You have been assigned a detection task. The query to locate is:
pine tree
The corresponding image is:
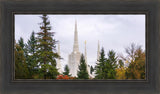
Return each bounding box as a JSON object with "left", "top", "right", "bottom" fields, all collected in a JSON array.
[
  {"left": 26, "top": 31, "right": 38, "bottom": 78},
  {"left": 105, "top": 50, "right": 118, "bottom": 79},
  {"left": 77, "top": 54, "right": 89, "bottom": 79},
  {"left": 95, "top": 48, "right": 106, "bottom": 79},
  {"left": 18, "top": 37, "right": 28, "bottom": 58},
  {"left": 35, "top": 14, "right": 59, "bottom": 79},
  {"left": 18, "top": 37, "right": 25, "bottom": 49},
  {"left": 90, "top": 66, "right": 94, "bottom": 74},
  {"left": 95, "top": 48, "right": 118, "bottom": 79},
  {"left": 27, "top": 31, "right": 37, "bottom": 55},
  {"left": 63, "top": 65, "right": 70, "bottom": 76}
]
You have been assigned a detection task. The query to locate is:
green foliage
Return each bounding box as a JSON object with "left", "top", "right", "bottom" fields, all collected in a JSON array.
[
  {"left": 95, "top": 48, "right": 106, "bottom": 79},
  {"left": 27, "top": 31, "right": 37, "bottom": 55},
  {"left": 118, "top": 59, "right": 124, "bottom": 68},
  {"left": 25, "top": 31, "right": 38, "bottom": 78},
  {"left": 90, "top": 65, "right": 94, "bottom": 74},
  {"left": 95, "top": 48, "right": 118, "bottom": 79},
  {"left": 105, "top": 50, "right": 118, "bottom": 79},
  {"left": 38, "top": 64, "right": 59, "bottom": 79},
  {"left": 77, "top": 54, "right": 89, "bottom": 79},
  {"left": 15, "top": 43, "right": 29, "bottom": 79},
  {"left": 63, "top": 65, "right": 70, "bottom": 76},
  {"left": 35, "top": 14, "right": 59, "bottom": 79},
  {"left": 18, "top": 37, "right": 25, "bottom": 49},
  {"left": 18, "top": 37, "right": 28, "bottom": 57}
]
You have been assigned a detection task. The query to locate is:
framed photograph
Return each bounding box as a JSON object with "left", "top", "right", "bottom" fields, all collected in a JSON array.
[{"left": 0, "top": 0, "right": 160, "bottom": 94}]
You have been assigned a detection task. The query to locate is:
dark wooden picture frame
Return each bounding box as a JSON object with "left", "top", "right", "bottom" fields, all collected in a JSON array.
[{"left": 0, "top": 0, "right": 160, "bottom": 94}]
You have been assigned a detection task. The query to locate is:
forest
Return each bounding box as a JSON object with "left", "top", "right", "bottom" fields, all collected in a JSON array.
[{"left": 15, "top": 14, "right": 145, "bottom": 80}]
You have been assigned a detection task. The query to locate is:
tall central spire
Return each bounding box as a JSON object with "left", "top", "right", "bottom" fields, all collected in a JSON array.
[
  {"left": 73, "top": 20, "right": 79, "bottom": 52},
  {"left": 85, "top": 40, "right": 87, "bottom": 63},
  {"left": 68, "top": 20, "right": 81, "bottom": 77}
]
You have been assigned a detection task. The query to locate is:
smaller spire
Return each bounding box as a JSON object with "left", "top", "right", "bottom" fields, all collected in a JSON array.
[
  {"left": 57, "top": 43, "right": 62, "bottom": 73},
  {"left": 75, "top": 19, "right": 77, "bottom": 30},
  {"left": 85, "top": 40, "right": 87, "bottom": 61},
  {"left": 97, "top": 40, "right": 100, "bottom": 61},
  {"left": 84, "top": 40, "right": 90, "bottom": 75}
]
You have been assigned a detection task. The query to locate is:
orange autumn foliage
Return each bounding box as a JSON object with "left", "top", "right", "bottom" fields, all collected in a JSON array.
[{"left": 56, "top": 75, "right": 76, "bottom": 80}]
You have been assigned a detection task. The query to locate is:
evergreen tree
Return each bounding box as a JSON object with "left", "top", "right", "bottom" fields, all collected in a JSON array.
[
  {"left": 63, "top": 65, "right": 70, "bottom": 76},
  {"left": 27, "top": 31, "right": 37, "bottom": 55},
  {"left": 90, "top": 65, "right": 94, "bottom": 74},
  {"left": 26, "top": 31, "right": 38, "bottom": 78},
  {"left": 18, "top": 37, "right": 28, "bottom": 58},
  {"left": 77, "top": 54, "right": 89, "bottom": 79},
  {"left": 35, "top": 14, "right": 59, "bottom": 79},
  {"left": 105, "top": 50, "right": 118, "bottom": 79},
  {"left": 95, "top": 48, "right": 118, "bottom": 79},
  {"left": 15, "top": 42, "right": 29, "bottom": 79},
  {"left": 95, "top": 48, "right": 106, "bottom": 79},
  {"left": 18, "top": 37, "right": 25, "bottom": 49}
]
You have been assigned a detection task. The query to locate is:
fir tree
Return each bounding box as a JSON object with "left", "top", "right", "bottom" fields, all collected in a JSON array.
[
  {"left": 26, "top": 31, "right": 38, "bottom": 78},
  {"left": 35, "top": 14, "right": 59, "bottom": 79},
  {"left": 63, "top": 65, "right": 70, "bottom": 76},
  {"left": 105, "top": 50, "right": 118, "bottom": 79},
  {"left": 77, "top": 54, "right": 89, "bottom": 79},
  {"left": 95, "top": 48, "right": 118, "bottom": 79},
  {"left": 90, "top": 65, "right": 94, "bottom": 74},
  {"left": 18, "top": 37, "right": 25, "bottom": 49},
  {"left": 95, "top": 47, "right": 106, "bottom": 79},
  {"left": 27, "top": 31, "right": 37, "bottom": 55},
  {"left": 18, "top": 37, "right": 28, "bottom": 58}
]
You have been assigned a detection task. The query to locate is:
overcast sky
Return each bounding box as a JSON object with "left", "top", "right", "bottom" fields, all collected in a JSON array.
[{"left": 15, "top": 14, "right": 145, "bottom": 69}]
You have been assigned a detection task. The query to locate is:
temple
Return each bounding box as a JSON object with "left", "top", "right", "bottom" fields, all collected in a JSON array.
[
  {"left": 68, "top": 20, "right": 81, "bottom": 77},
  {"left": 59, "top": 20, "right": 100, "bottom": 78}
]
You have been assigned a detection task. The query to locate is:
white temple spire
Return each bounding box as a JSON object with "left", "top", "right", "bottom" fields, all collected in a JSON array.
[
  {"left": 68, "top": 20, "right": 81, "bottom": 77},
  {"left": 57, "top": 43, "right": 62, "bottom": 73},
  {"left": 73, "top": 20, "right": 79, "bottom": 52},
  {"left": 85, "top": 40, "right": 87, "bottom": 63},
  {"left": 85, "top": 40, "right": 91, "bottom": 75},
  {"left": 58, "top": 43, "right": 60, "bottom": 55}
]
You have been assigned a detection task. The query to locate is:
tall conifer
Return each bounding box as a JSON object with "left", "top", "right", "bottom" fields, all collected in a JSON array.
[
  {"left": 63, "top": 65, "right": 70, "bottom": 76},
  {"left": 26, "top": 31, "right": 38, "bottom": 78},
  {"left": 35, "top": 14, "right": 59, "bottom": 79},
  {"left": 77, "top": 54, "right": 89, "bottom": 79},
  {"left": 105, "top": 50, "right": 118, "bottom": 79},
  {"left": 95, "top": 48, "right": 106, "bottom": 79}
]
